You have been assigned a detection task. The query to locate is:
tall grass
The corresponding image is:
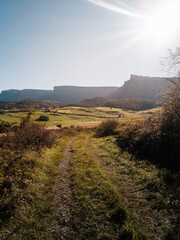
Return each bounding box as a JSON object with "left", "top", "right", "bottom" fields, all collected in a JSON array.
[{"left": 0, "top": 115, "right": 69, "bottom": 239}]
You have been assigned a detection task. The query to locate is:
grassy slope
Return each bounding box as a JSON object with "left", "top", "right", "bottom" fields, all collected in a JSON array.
[
  {"left": 87, "top": 136, "right": 177, "bottom": 239},
  {"left": 0, "top": 136, "right": 70, "bottom": 240}
]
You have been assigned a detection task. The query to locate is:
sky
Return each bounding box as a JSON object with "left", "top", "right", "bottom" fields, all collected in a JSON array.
[{"left": 0, "top": 0, "right": 180, "bottom": 91}]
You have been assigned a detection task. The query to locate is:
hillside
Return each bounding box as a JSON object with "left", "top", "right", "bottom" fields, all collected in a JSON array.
[
  {"left": 0, "top": 75, "right": 172, "bottom": 103},
  {"left": 0, "top": 89, "right": 53, "bottom": 102},
  {"left": 0, "top": 99, "right": 66, "bottom": 110},
  {"left": 107, "top": 75, "right": 171, "bottom": 100},
  {"left": 0, "top": 86, "right": 118, "bottom": 103},
  {"left": 72, "top": 97, "right": 159, "bottom": 110},
  {"left": 49, "top": 86, "right": 118, "bottom": 102},
  {"left": 71, "top": 97, "right": 108, "bottom": 107}
]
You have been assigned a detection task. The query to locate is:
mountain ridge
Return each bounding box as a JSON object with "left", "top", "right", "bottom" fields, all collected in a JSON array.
[
  {"left": 107, "top": 74, "right": 170, "bottom": 100},
  {"left": 0, "top": 86, "right": 118, "bottom": 103},
  {"left": 0, "top": 75, "right": 171, "bottom": 103}
]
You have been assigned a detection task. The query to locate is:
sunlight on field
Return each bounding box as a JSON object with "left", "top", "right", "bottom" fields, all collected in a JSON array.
[{"left": 0, "top": 106, "right": 161, "bottom": 127}]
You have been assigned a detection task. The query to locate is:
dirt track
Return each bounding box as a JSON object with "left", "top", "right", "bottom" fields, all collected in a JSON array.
[{"left": 49, "top": 138, "right": 77, "bottom": 240}]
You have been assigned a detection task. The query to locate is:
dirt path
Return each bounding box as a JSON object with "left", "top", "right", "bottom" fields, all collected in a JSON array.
[
  {"left": 48, "top": 136, "right": 150, "bottom": 239},
  {"left": 49, "top": 137, "right": 78, "bottom": 240}
]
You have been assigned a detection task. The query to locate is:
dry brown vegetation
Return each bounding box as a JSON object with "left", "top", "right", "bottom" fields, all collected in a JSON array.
[
  {"left": 0, "top": 110, "right": 58, "bottom": 239},
  {"left": 95, "top": 119, "right": 119, "bottom": 137}
]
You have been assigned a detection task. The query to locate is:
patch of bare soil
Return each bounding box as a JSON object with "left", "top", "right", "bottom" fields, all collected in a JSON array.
[{"left": 48, "top": 138, "right": 78, "bottom": 240}]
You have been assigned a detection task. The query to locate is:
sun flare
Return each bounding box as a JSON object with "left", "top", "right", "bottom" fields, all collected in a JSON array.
[
  {"left": 87, "top": 0, "right": 180, "bottom": 48},
  {"left": 144, "top": 1, "right": 180, "bottom": 45}
]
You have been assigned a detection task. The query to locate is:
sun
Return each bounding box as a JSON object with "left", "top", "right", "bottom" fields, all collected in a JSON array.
[
  {"left": 87, "top": 0, "right": 180, "bottom": 49},
  {"left": 143, "top": 1, "right": 180, "bottom": 45}
]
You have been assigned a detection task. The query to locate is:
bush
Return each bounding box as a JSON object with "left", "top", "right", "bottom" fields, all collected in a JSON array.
[
  {"left": 0, "top": 110, "right": 56, "bottom": 151},
  {"left": 0, "top": 122, "right": 56, "bottom": 151},
  {"left": 0, "top": 120, "right": 13, "bottom": 133},
  {"left": 36, "top": 115, "right": 49, "bottom": 121},
  {"left": 117, "top": 109, "right": 180, "bottom": 170},
  {"left": 95, "top": 119, "right": 118, "bottom": 137}
]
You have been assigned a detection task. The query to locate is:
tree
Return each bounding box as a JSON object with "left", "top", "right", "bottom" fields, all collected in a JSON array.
[
  {"left": 20, "top": 107, "right": 34, "bottom": 127},
  {"left": 161, "top": 48, "right": 180, "bottom": 132}
]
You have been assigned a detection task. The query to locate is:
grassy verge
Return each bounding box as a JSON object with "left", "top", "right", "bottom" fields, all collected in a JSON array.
[
  {"left": 88, "top": 136, "right": 178, "bottom": 239},
  {"left": 0, "top": 135, "right": 70, "bottom": 240},
  {"left": 70, "top": 137, "right": 147, "bottom": 240}
]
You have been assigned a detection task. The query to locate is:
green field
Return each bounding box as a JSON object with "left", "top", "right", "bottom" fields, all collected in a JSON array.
[{"left": 0, "top": 106, "right": 161, "bottom": 127}]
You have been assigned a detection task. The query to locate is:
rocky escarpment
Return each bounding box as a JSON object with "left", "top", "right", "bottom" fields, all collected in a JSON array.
[{"left": 107, "top": 75, "right": 171, "bottom": 100}]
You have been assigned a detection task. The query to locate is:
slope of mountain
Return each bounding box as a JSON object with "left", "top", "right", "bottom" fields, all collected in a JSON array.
[
  {"left": 107, "top": 75, "right": 171, "bottom": 100},
  {"left": 72, "top": 97, "right": 159, "bottom": 110},
  {"left": 71, "top": 97, "right": 108, "bottom": 107},
  {"left": 43, "top": 86, "right": 118, "bottom": 103},
  {"left": 0, "top": 89, "right": 53, "bottom": 102},
  {"left": 0, "top": 86, "right": 118, "bottom": 103},
  {"left": 0, "top": 99, "right": 66, "bottom": 110},
  {"left": 0, "top": 75, "right": 171, "bottom": 103}
]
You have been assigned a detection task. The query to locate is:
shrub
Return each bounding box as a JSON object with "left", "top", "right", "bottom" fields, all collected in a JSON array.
[
  {"left": 36, "top": 115, "right": 49, "bottom": 121},
  {"left": 95, "top": 119, "right": 119, "bottom": 137},
  {"left": 0, "top": 110, "right": 56, "bottom": 151},
  {"left": 117, "top": 109, "right": 180, "bottom": 170},
  {"left": 0, "top": 120, "right": 13, "bottom": 133},
  {"left": 0, "top": 122, "right": 56, "bottom": 151}
]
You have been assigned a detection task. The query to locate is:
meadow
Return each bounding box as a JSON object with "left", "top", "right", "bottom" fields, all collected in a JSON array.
[{"left": 0, "top": 106, "right": 160, "bottom": 128}]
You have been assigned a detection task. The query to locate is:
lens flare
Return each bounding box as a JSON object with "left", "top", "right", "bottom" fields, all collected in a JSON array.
[
  {"left": 143, "top": 0, "right": 180, "bottom": 45},
  {"left": 87, "top": 0, "right": 180, "bottom": 48},
  {"left": 87, "top": 0, "right": 145, "bottom": 19}
]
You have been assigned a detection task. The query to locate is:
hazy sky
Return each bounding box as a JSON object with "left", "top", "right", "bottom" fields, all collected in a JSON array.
[{"left": 0, "top": 0, "right": 180, "bottom": 91}]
